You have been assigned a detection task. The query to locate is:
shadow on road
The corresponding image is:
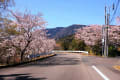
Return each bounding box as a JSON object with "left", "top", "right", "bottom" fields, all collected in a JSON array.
[
  {"left": 0, "top": 73, "right": 47, "bottom": 80},
  {"left": 18, "top": 54, "right": 81, "bottom": 67}
]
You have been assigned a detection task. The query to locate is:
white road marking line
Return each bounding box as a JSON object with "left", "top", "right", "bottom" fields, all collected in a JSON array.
[{"left": 92, "top": 65, "right": 110, "bottom": 80}]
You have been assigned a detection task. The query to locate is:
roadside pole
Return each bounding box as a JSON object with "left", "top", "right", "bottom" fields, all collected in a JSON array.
[
  {"left": 104, "top": 6, "right": 110, "bottom": 57},
  {"left": 103, "top": 5, "right": 108, "bottom": 57},
  {"left": 103, "top": 3, "right": 115, "bottom": 57}
]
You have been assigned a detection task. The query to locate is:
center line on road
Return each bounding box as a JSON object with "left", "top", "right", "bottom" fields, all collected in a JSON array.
[{"left": 92, "top": 65, "right": 110, "bottom": 80}]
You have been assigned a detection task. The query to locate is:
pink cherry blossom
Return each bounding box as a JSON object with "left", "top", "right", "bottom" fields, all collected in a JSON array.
[
  {"left": 0, "top": 11, "right": 56, "bottom": 62},
  {"left": 75, "top": 25, "right": 120, "bottom": 46}
]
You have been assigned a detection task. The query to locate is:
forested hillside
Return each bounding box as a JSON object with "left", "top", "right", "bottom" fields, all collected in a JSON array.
[{"left": 47, "top": 24, "right": 86, "bottom": 40}]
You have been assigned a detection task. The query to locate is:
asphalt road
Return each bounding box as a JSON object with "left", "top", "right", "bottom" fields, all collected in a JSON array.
[{"left": 0, "top": 53, "right": 120, "bottom": 80}]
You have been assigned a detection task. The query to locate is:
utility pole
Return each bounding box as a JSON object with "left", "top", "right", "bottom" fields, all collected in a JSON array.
[
  {"left": 103, "top": 5, "right": 108, "bottom": 57},
  {"left": 103, "top": 0, "right": 120, "bottom": 57},
  {"left": 103, "top": 3, "right": 115, "bottom": 57},
  {"left": 103, "top": 5, "right": 109, "bottom": 57},
  {"left": 107, "top": 11, "right": 109, "bottom": 57}
]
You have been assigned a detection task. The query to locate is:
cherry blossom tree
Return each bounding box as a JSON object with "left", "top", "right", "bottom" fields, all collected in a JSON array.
[
  {"left": 75, "top": 25, "right": 120, "bottom": 46},
  {"left": 109, "top": 25, "right": 120, "bottom": 47},
  {"left": 0, "top": 0, "right": 14, "bottom": 10},
  {"left": 75, "top": 25, "right": 102, "bottom": 46},
  {"left": 27, "top": 29, "right": 55, "bottom": 55},
  {"left": 10, "top": 11, "right": 47, "bottom": 61},
  {"left": 42, "top": 38, "right": 56, "bottom": 53},
  {"left": 0, "top": 11, "right": 56, "bottom": 62}
]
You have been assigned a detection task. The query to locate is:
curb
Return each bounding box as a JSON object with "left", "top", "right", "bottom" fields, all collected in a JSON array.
[{"left": 0, "top": 54, "right": 56, "bottom": 69}]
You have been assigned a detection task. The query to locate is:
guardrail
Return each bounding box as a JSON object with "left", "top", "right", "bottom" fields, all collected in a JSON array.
[
  {"left": 52, "top": 50, "right": 88, "bottom": 54},
  {"left": 0, "top": 53, "right": 56, "bottom": 68}
]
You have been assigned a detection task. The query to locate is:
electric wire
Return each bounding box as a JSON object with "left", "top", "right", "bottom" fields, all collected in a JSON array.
[{"left": 110, "top": 0, "right": 120, "bottom": 24}]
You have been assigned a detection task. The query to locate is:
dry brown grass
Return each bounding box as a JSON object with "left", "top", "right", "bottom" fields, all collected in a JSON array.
[{"left": 113, "top": 65, "right": 120, "bottom": 71}]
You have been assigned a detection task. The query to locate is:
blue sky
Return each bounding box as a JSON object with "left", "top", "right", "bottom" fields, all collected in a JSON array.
[{"left": 11, "top": 0, "right": 118, "bottom": 28}]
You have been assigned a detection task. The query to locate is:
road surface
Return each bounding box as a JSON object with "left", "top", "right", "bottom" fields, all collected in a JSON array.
[{"left": 0, "top": 53, "right": 120, "bottom": 80}]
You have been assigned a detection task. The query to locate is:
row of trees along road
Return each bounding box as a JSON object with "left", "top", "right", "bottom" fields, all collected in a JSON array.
[
  {"left": 75, "top": 25, "right": 120, "bottom": 57},
  {"left": 0, "top": 0, "right": 56, "bottom": 64}
]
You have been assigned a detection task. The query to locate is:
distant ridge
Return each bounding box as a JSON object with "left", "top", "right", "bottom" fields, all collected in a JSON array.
[{"left": 47, "top": 24, "right": 86, "bottom": 40}]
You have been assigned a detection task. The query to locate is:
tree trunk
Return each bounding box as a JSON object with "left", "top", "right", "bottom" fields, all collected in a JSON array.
[{"left": 20, "top": 41, "right": 31, "bottom": 62}]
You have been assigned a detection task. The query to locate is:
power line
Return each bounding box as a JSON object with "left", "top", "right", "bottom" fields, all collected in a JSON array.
[
  {"left": 103, "top": 0, "right": 120, "bottom": 57},
  {"left": 110, "top": 0, "right": 120, "bottom": 24}
]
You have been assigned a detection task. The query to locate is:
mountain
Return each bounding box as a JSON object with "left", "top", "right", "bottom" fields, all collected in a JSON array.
[{"left": 46, "top": 24, "right": 86, "bottom": 40}]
